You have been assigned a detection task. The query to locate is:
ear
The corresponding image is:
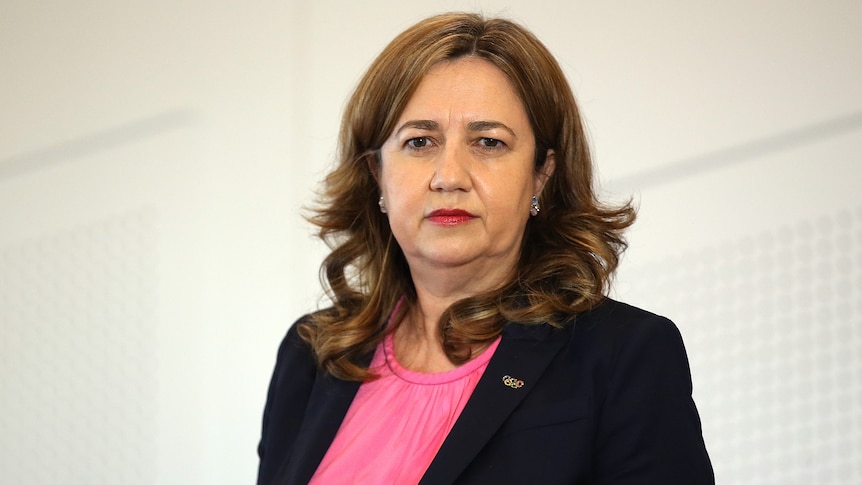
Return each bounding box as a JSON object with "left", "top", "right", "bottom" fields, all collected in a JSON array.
[
  {"left": 366, "top": 151, "right": 381, "bottom": 183},
  {"left": 533, "top": 149, "right": 555, "bottom": 195}
]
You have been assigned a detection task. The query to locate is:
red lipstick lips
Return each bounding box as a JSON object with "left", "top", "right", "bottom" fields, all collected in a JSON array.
[{"left": 427, "top": 208, "right": 476, "bottom": 225}]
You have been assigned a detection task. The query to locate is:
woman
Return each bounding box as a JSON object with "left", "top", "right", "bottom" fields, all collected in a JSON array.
[{"left": 258, "top": 12, "right": 713, "bottom": 485}]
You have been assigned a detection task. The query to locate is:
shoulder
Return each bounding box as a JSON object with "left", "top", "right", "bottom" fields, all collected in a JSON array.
[
  {"left": 263, "top": 311, "right": 333, "bottom": 418},
  {"left": 535, "top": 298, "right": 697, "bottom": 408},
  {"left": 567, "top": 298, "right": 687, "bottom": 361},
  {"left": 503, "top": 298, "right": 685, "bottom": 365},
  {"left": 501, "top": 298, "right": 693, "bottom": 399},
  {"left": 574, "top": 297, "right": 677, "bottom": 334},
  {"left": 270, "top": 310, "right": 331, "bottom": 376},
  {"left": 275, "top": 314, "right": 315, "bottom": 357}
]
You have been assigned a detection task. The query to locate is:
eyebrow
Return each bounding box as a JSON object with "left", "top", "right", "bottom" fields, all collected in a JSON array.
[
  {"left": 466, "top": 120, "right": 516, "bottom": 138},
  {"left": 394, "top": 120, "right": 439, "bottom": 135},
  {"left": 393, "top": 119, "right": 517, "bottom": 138}
]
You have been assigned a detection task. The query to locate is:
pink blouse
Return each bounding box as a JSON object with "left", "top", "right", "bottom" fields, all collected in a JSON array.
[{"left": 309, "top": 327, "right": 501, "bottom": 484}]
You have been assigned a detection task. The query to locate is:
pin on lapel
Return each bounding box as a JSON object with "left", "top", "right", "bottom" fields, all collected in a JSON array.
[{"left": 502, "top": 375, "right": 524, "bottom": 389}]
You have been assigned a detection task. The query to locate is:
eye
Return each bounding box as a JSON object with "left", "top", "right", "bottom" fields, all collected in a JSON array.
[
  {"left": 406, "top": 137, "right": 430, "bottom": 149},
  {"left": 479, "top": 138, "right": 505, "bottom": 149}
]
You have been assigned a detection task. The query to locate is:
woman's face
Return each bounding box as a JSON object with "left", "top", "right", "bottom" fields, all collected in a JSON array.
[{"left": 378, "top": 57, "right": 553, "bottom": 282}]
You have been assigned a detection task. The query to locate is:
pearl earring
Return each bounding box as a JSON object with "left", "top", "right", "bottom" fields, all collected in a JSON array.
[{"left": 378, "top": 196, "right": 387, "bottom": 213}]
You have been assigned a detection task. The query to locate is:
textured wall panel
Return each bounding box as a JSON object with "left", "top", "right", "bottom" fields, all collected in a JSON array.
[
  {"left": 0, "top": 210, "right": 159, "bottom": 485},
  {"left": 625, "top": 206, "right": 862, "bottom": 484}
]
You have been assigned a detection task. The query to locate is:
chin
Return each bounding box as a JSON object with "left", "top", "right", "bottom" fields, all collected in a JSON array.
[{"left": 411, "top": 246, "right": 483, "bottom": 268}]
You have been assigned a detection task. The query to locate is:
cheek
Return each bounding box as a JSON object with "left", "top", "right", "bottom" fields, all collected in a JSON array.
[
  {"left": 383, "top": 178, "right": 423, "bottom": 209},
  {"left": 482, "top": 173, "right": 535, "bottom": 214},
  {"left": 380, "top": 176, "right": 425, "bottom": 235},
  {"left": 380, "top": 163, "right": 426, "bottom": 196}
]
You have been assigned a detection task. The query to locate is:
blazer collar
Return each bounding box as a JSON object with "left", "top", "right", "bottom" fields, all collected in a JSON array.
[{"left": 419, "top": 321, "right": 572, "bottom": 485}]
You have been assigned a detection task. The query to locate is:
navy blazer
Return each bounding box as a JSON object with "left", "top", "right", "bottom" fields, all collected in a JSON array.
[{"left": 257, "top": 299, "right": 714, "bottom": 484}]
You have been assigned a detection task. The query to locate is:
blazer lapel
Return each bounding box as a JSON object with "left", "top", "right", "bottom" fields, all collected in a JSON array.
[
  {"left": 272, "top": 363, "right": 366, "bottom": 485},
  {"left": 419, "top": 322, "right": 572, "bottom": 485}
]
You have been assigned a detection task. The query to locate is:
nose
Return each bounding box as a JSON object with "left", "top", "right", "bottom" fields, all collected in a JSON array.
[{"left": 429, "top": 144, "right": 472, "bottom": 192}]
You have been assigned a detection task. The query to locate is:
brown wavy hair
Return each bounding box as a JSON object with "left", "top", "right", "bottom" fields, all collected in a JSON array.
[{"left": 301, "top": 12, "right": 636, "bottom": 381}]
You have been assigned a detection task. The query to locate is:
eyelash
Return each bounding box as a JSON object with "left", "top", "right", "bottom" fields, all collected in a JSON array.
[
  {"left": 403, "top": 137, "right": 506, "bottom": 151},
  {"left": 478, "top": 138, "right": 504, "bottom": 150}
]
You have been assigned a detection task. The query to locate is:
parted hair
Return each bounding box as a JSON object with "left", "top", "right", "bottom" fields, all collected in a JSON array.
[{"left": 301, "top": 12, "right": 636, "bottom": 381}]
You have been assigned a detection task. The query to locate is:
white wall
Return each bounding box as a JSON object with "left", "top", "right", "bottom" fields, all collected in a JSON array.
[{"left": 1, "top": 1, "right": 860, "bottom": 483}]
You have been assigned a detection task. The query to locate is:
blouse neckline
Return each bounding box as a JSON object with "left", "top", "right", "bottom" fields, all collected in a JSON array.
[{"left": 382, "top": 331, "right": 501, "bottom": 385}]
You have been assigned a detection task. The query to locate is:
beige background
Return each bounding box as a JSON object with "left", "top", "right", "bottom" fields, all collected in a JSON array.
[{"left": 2, "top": 0, "right": 860, "bottom": 483}]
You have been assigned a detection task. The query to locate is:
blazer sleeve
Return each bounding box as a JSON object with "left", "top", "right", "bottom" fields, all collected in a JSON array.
[
  {"left": 257, "top": 317, "right": 318, "bottom": 484},
  {"left": 591, "top": 313, "right": 714, "bottom": 484}
]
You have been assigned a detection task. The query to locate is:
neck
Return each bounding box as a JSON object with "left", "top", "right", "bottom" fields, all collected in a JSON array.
[{"left": 393, "top": 261, "right": 512, "bottom": 372}]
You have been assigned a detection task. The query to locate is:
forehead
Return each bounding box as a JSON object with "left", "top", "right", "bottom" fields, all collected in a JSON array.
[{"left": 394, "top": 57, "right": 529, "bottom": 126}]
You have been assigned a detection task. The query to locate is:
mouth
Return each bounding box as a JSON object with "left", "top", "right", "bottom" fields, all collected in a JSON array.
[{"left": 426, "top": 208, "right": 477, "bottom": 226}]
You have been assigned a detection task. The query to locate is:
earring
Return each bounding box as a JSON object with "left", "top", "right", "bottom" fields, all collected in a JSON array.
[
  {"left": 530, "top": 195, "right": 540, "bottom": 217},
  {"left": 378, "top": 195, "right": 387, "bottom": 213}
]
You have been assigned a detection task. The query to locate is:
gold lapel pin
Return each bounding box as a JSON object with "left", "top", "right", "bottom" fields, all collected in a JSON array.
[{"left": 502, "top": 375, "right": 524, "bottom": 389}]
